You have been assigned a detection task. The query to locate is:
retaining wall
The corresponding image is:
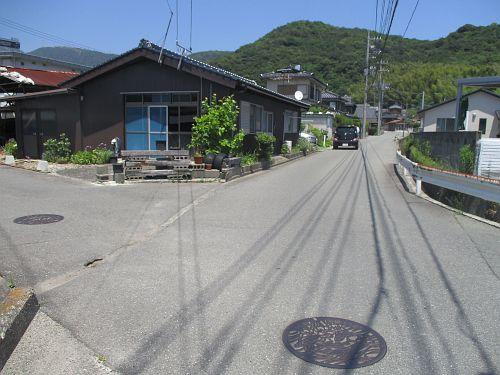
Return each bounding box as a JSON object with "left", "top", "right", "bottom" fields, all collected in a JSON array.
[{"left": 411, "top": 131, "right": 480, "bottom": 169}]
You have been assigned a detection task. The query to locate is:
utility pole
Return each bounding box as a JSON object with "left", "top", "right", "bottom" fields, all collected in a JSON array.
[
  {"left": 420, "top": 91, "right": 425, "bottom": 132},
  {"left": 376, "top": 61, "right": 387, "bottom": 136},
  {"left": 421, "top": 91, "right": 425, "bottom": 110},
  {"left": 361, "top": 30, "right": 371, "bottom": 139}
]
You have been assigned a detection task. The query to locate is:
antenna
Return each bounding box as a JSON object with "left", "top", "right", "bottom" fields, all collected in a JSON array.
[
  {"left": 174, "top": 0, "right": 193, "bottom": 70},
  {"left": 158, "top": 0, "right": 174, "bottom": 63}
]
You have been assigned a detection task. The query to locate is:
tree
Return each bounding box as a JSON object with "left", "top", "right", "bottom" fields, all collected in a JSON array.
[{"left": 189, "top": 94, "right": 244, "bottom": 155}]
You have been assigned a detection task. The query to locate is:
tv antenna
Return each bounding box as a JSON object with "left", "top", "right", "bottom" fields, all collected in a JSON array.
[
  {"left": 158, "top": 0, "right": 174, "bottom": 63},
  {"left": 175, "top": 0, "right": 193, "bottom": 69}
]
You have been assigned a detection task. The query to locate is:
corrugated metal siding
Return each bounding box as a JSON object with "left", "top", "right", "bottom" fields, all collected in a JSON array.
[{"left": 475, "top": 138, "right": 500, "bottom": 179}]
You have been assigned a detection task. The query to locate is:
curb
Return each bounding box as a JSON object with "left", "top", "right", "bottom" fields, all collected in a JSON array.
[
  {"left": 394, "top": 163, "right": 500, "bottom": 229},
  {"left": 0, "top": 287, "right": 39, "bottom": 371}
]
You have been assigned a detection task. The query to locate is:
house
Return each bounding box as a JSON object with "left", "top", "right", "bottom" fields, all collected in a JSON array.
[
  {"left": 417, "top": 89, "right": 500, "bottom": 138},
  {"left": 301, "top": 112, "right": 335, "bottom": 137},
  {"left": 321, "top": 91, "right": 356, "bottom": 115},
  {"left": 5, "top": 40, "right": 308, "bottom": 158},
  {"left": 260, "top": 65, "right": 327, "bottom": 105},
  {"left": 0, "top": 37, "right": 89, "bottom": 73},
  {"left": 0, "top": 66, "right": 78, "bottom": 146},
  {"left": 354, "top": 104, "right": 378, "bottom": 128},
  {"left": 382, "top": 104, "right": 406, "bottom": 131}
]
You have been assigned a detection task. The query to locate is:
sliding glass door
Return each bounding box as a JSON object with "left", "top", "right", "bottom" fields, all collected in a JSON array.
[{"left": 125, "top": 105, "right": 167, "bottom": 150}]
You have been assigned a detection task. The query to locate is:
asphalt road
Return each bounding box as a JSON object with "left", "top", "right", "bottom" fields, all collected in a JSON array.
[{"left": 1, "top": 133, "right": 499, "bottom": 374}]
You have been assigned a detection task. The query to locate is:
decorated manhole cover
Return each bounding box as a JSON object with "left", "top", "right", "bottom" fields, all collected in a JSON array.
[
  {"left": 282, "top": 317, "right": 387, "bottom": 369},
  {"left": 13, "top": 214, "right": 64, "bottom": 225}
]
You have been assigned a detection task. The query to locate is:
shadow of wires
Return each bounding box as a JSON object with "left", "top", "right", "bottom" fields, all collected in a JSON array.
[
  {"left": 189, "top": 151, "right": 361, "bottom": 374},
  {"left": 117, "top": 151, "right": 356, "bottom": 373},
  {"left": 366, "top": 141, "right": 499, "bottom": 375}
]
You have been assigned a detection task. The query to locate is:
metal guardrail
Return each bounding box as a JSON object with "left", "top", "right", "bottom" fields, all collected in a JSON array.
[{"left": 396, "top": 151, "right": 500, "bottom": 203}]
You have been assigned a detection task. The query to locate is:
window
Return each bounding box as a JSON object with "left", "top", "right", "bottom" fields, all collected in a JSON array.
[
  {"left": 277, "top": 85, "right": 298, "bottom": 96},
  {"left": 124, "top": 92, "right": 197, "bottom": 150},
  {"left": 284, "top": 111, "right": 298, "bottom": 133},
  {"left": 436, "top": 118, "right": 455, "bottom": 132},
  {"left": 240, "top": 101, "right": 264, "bottom": 134},
  {"left": 479, "top": 118, "right": 487, "bottom": 134},
  {"left": 263, "top": 112, "right": 274, "bottom": 133}
]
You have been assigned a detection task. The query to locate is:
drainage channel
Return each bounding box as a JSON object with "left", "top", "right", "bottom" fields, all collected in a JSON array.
[{"left": 13, "top": 214, "right": 64, "bottom": 225}]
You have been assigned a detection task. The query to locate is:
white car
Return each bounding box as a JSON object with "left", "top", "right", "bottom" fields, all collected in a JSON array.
[{"left": 300, "top": 132, "right": 317, "bottom": 144}]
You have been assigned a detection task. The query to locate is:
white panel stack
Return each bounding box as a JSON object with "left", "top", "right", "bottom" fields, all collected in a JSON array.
[{"left": 475, "top": 138, "right": 500, "bottom": 179}]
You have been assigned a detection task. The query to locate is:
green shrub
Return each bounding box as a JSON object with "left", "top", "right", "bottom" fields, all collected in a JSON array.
[
  {"left": 409, "top": 145, "right": 443, "bottom": 169},
  {"left": 92, "top": 147, "right": 113, "bottom": 164},
  {"left": 43, "top": 133, "right": 71, "bottom": 163},
  {"left": 458, "top": 144, "right": 475, "bottom": 174},
  {"left": 241, "top": 154, "right": 258, "bottom": 166},
  {"left": 256, "top": 132, "right": 276, "bottom": 161},
  {"left": 400, "top": 135, "right": 415, "bottom": 156},
  {"left": 309, "top": 127, "right": 327, "bottom": 144},
  {"left": 189, "top": 94, "right": 241, "bottom": 155},
  {"left": 2, "top": 139, "right": 17, "bottom": 156},
  {"left": 280, "top": 143, "right": 290, "bottom": 154},
  {"left": 297, "top": 137, "right": 312, "bottom": 153},
  {"left": 70, "top": 146, "right": 113, "bottom": 164},
  {"left": 325, "top": 138, "right": 333, "bottom": 148}
]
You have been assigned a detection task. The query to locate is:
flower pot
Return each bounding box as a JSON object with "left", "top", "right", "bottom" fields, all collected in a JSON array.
[
  {"left": 205, "top": 163, "right": 212, "bottom": 170},
  {"left": 194, "top": 155, "right": 203, "bottom": 164}
]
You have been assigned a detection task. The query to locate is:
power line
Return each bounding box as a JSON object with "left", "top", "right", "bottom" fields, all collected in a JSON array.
[
  {"left": 0, "top": 16, "right": 98, "bottom": 51},
  {"left": 380, "top": 0, "right": 399, "bottom": 55},
  {"left": 402, "top": 0, "right": 421, "bottom": 38}
]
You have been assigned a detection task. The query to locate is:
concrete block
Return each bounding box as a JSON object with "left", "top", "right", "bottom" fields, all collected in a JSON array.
[
  {"left": 4, "top": 155, "right": 14, "bottom": 166},
  {"left": 0, "top": 288, "right": 39, "bottom": 371},
  {"left": 96, "top": 165, "right": 108, "bottom": 175},
  {"left": 36, "top": 160, "right": 49, "bottom": 172},
  {"left": 204, "top": 169, "right": 220, "bottom": 179},
  {"left": 114, "top": 172, "right": 125, "bottom": 184}
]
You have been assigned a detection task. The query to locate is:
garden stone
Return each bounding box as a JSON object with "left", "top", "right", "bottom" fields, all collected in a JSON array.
[
  {"left": 36, "top": 160, "right": 49, "bottom": 172},
  {"left": 4, "top": 155, "right": 15, "bottom": 166}
]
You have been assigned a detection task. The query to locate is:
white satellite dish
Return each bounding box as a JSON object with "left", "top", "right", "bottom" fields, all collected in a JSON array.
[{"left": 294, "top": 90, "right": 304, "bottom": 101}]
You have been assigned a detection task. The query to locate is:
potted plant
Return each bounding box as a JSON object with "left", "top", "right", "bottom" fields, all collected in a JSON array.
[{"left": 193, "top": 151, "right": 204, "bottom": 165}]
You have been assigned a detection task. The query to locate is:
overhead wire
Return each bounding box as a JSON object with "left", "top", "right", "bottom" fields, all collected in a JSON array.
[
  {"left": 402, "top": 0, "right": 421, "bottom": 38},
  {"left": 0, "top": 16, "right": 98, "bottom": 51}
]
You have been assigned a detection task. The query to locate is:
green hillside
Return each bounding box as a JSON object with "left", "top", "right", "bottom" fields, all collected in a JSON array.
[
  {"left": 29, "top": 47, "right": 117, "bottom": 67},
  {"left": 189, "top": 50, "right": 232, "bottom": 63},
  {"left": 210, "top": 21, "right": 500, "bottom": 108}
]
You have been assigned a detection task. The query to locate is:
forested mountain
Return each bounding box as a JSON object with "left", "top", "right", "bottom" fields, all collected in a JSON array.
[
  {"left": 29, "top": 47, "right": 117, "bottom": 67},
  {"left": 209, "top": 21, "right": 500, "bottom": 108},
  {"left": 27, "top": 21, "right": 499, "bottom": 108},
  {"left": 189, "top": 50, "right": 232, "bottom": 63}
]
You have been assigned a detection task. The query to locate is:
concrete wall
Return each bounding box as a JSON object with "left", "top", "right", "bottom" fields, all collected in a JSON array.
[
  {"left": 302, "top": 114, "right": 334, "bottom": 137},
  {"left": 411, "top": 131, "right": 481, "bottom": 169}
]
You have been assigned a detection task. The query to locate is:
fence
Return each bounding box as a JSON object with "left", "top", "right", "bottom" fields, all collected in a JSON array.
[{"left": 396, "top": 151, "right": 500, "bottom": 204}]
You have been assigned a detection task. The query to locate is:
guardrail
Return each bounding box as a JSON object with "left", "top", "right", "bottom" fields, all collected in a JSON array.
[{"left": 396, "top": 151, "right": 500, "bottom": 203}]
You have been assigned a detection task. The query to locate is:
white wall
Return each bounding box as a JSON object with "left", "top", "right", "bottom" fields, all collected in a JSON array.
[
  {"left": 422, "top": 100, "right": 456, "bottom": 132},
  {"left": 467, "top": 91, "right": 499, "bottom": 138},
  {"left": 422, "top": 91, "right": 500, "bottom": 138}
]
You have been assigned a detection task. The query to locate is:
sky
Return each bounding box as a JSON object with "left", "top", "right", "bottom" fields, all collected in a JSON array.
[{"left": 3, "top": 0, "right": 500, "bottom": 55}]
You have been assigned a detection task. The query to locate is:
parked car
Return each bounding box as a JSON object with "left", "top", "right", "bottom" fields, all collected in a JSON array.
[
  {"left": 333, "top": 126, "right": 358, "bottom": 150},
  {"left": 300, "top": 132, "right": 317, "bottom": 144}
]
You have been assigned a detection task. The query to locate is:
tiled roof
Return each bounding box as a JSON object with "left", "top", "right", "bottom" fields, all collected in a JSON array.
[{"left": 61, "top": 39, "right": 308, "bottom": 108}]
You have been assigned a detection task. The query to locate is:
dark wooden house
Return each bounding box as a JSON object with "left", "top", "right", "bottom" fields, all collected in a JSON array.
[{"left": 6, "top": 40, "right": 308, "bottom": 158}]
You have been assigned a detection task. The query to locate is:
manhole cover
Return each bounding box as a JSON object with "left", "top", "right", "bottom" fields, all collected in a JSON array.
[
  {"left": 282, "top": 317, "right": 387, "bottom": 369},
  {"left": 13, "top": 214, "right": 64, "bottom": 225}
]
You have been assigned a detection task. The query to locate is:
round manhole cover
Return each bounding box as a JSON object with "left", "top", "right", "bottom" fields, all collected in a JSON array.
[
  {"left": 282, "top": 317, "right": 387, "bottom": 369},
  {"left": 13, "top": 214, "right": 64, "bottom": 225}
]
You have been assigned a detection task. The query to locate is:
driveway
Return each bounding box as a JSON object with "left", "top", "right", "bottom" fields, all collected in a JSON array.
[{"left": 1, "top": 133, "right": 499, "bottom": 374}]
